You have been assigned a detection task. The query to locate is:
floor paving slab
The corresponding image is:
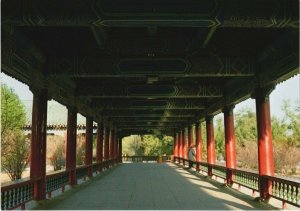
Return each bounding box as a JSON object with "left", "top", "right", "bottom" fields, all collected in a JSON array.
[{"left": 33, "top": 162, "right": 277, "bottom": 210}]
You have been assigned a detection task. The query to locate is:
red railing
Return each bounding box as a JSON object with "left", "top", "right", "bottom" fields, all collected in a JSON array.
[
  {"left": 174, "top": 156, "right": 300, "bottom": 209},
  {"left": 1, "top": 158, "right": 119, "bottom": 210}
]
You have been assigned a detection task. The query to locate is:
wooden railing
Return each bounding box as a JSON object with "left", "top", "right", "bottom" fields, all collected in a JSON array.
[
  {"left": 211, "top": 164, "right": 227, "bottom": 180},
  {"left": 231, "top": 168, "right": 259, "bottom": 191},
  {"left": 174, "top": 156, "right": 300, "bottom": 209},
  {"left": 1, "top": 178, "right": 35, "bottom": 210},
  {"left": 1, "top": 158, "right": 118, "bottom": 210},
  {"left": 46, "top": 170, "right": 69, "bottom": 198},
  {"left": 266, "top": 175, "right": 300, "bottom": 208},
  {"left": 122, "top": 155, "right": 172, "bottom": 163}
]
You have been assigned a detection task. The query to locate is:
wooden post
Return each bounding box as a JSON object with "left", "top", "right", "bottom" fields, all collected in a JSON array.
[
  {"left": 85, "top": 117, "right": 93, "bottom": 177},
  {"left": 66, "top": 107, "right": 77, "bottom": 185},
  {"left": 119, "top": 136, "right": 123, "bottom": 162},
  {"left": 30, "top": 89, "right": 48, "bottom": 200},
  {"left": 223, "top": 106, "right": 237, "bottom": 186},
  {"left": 96, "top": 123, "right": 104, "bottom": 172},
  {"left": 188, "top": 125, "right": 193, "bottom": 147},
  {"left": 255, "top": 87, "right": 275, "bottom": 200},
  {"left": 206, "top": 116, "right": 216, "bottom": 177},
  {"left": 104, "top": 126, "right": 110, "bottom": 168},
  {"left": 195, "top": 122, "right": 202, "bottom": 171}
]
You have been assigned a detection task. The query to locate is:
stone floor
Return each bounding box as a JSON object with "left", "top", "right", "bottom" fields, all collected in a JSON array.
[{"left": 33, "top": 162, "right": 276, "bottom": 210}]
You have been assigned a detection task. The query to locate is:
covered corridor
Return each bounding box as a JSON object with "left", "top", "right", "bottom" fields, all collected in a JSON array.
[
  {"left": 34, "top": 163, "right": 274, "bottom": 210},
  {"left": 1, "top": 0, "right": 299, "bottom": 210}
]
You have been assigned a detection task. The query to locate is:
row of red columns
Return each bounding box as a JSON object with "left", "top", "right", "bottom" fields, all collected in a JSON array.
[
  {"left": 173, "top": 87, "right": 274, "bottom": 200},
  {"left": 29, "top": 89, "right": 123, "bottom": 200}
]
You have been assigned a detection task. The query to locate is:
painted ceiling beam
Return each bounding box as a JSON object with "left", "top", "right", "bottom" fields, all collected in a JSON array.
[
  {"left": 46, "top": 56, "right": 255, "bottom": 77},
  {"left": 2, "top": 0, "right": 298, "bottom": 28}
]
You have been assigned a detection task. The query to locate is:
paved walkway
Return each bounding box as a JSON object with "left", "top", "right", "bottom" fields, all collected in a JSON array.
[{"left": 34, "top": 163, "right": 276, "bottom": 210}]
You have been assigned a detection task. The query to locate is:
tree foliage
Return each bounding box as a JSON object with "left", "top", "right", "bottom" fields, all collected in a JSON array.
[
  {"left": 76, "top": 134, "right": 85, "bottom": 165},
  {"left": 1, "top": 84, "right": 26, "bottom": 151},
  {"left": 234, "top": 108, "right": 257, "bottom": 146},
  {"left": 1, "top": 84, "right": 28, "bottom": 180},
  {"left": 214, "top": 116, "right": 225, "bottom": 160},
  {"left": 122, "top": 135, "right": 173, "bottom": 156}
]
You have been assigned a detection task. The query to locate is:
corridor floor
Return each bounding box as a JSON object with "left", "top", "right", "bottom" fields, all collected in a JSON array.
[{"left": 34, "top": 162, "right": 275, "bottom": 210}]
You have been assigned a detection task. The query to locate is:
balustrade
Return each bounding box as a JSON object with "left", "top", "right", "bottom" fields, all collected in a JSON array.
[
  {"left": 173, "top": 157, "right": 299, "bottom": 209},
  {"left": 1, "top": 158, "right": 118, "bottom": 210}
]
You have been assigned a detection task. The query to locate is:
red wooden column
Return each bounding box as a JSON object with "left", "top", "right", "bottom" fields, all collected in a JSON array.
[
  {"left": 206, "top": 116, "right": 216, "bottom": 177},
  {"left": 182, "top": 129, "right": 187, "bottom": 161},
  {"left": 178, "top": 131, "right": 182, "bottom": 160},
  {"left": 104, "top": 127, "right": 110, "bottom": 163},
  {"left": 255, "top": 87, "right": 275, "bottom": 200},
  {"left": 85, "top": 117, "right": 93, "bottom": 177},
  {"left": 195, "top": 122, "right": 202, "bottom": 171},
  {"left": 30, "top": 89, "right": 48, "bottom": 200},
  {"left": 223, "top": 106, "right": 237, "bottom": 186},
  {"left": 118, "top": 137, "right": 123, "bottom": 162},
  {"left": 172, "top": 133, "right": 175, "bottom": 159},
  {"left": 66, "top": 107, "right": 77, "bottom": 185},
  {"left": 96, "top": 123, "right": 104, "bottom": 172},
  {"left": 109, "top": 129, "right": 115, "bottom": 162},
  {"left": 188, "top": 125, "right": 193, "bottom": 148},
  {"left": 174, "top": 133, "right": 178, "bottom": 159},
  {"left": 114, "top": 132, "right": 118, "bottom": 163}
]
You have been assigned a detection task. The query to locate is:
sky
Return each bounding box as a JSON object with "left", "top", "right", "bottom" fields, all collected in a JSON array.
[{"left": 1, "top": 72, "right": 300, "bottom": 120}]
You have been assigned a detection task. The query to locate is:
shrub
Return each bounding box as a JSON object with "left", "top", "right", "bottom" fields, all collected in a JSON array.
[
  {"left": 1, "top": 132, "right": 30, "bottom": 180},
  {"left": 49, "top": 143, "right": 65, "bottom": 171},
  {"left": 76, "top": 143, "right": 85, "bottom": 165}
]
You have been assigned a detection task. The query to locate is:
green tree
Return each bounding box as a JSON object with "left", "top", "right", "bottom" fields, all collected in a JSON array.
[
  {"left": 271, "top": 116, "right": 288, "bottom": 143},
  {"left": 214, "top": 116, "right": 225, "bottom": 159},
  {"left": 1, "top": 84, "right": 26, "bottom": 151},
  {"left": 234, "top": 108, "right": 257, "bottom": 146},
  {"left": 1, "top": 84, "right": 28, "bottom": 180},
  {"left": 122, "top": 135, "right": 173, "bottom": 156},
  {"left": 234, "top": 108, "right": 259, "bottom": 170},
  {"left": 281, "top": 100, "right": 300, "bottom": 146},
  {"left": 201, "top": 122, "right": 207, "bottom": 160}
]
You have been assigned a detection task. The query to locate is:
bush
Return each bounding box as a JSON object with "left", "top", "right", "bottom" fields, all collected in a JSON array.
[
  {"left": 274, "top": 143, "right": 300, "bottom": 175},
  {"left": 236, "top": 141, "right": 258, "bottom": 170},
  {"left": 1, "top": 132, "right": 30, "bottom": 180},
  {"left": 76, "top": 143, "right": 85, "bottom": 165},
  {"left": 49, "top": 143, "right": 65, "bottom": 171}
]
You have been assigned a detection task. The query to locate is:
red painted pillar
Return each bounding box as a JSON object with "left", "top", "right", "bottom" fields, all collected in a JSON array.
[
  {"left": 85, "top": 117, "right": 93, "bottom": 177},
  {"left": 223, "top": 106, "right": 237, "bottom": 186},
  {"left": 114, "top": 132, "right": 118, "bottom": 162},
  {"left": 118, "top": 137, "right": 123, "bottom": 162},
  {"left": 114, "top": 133, "right": 117, "bottom": 161},
  {"left": 30, "top": 89, "right": 48, "bottom": 200},
  {"left": 174, "top": 133, "right": 178, "bottom": 159},
  {"left": 66, "top": 107, "right": 77, "bottom": 185},
  {"left": 206, "top": 116, "right": 216, "bottom": 177},
  {"left": 110, "top": 129, "right": 114, "bottom": 162},
  {"left": 104, "top": 127, "right": 110, "bottom": 162},
  {"left": 182, "top": 129, "right": 187, "bottom": 160},
  {"left": 96, "top": 123, "right": 103, "bottom": 171},
  {"left": 178, "top": 131, "right": 182, "bottom": 159},
  {"left": 195, "top": 122, "right": 202, "bottom": 170},
  {"left": 188, "top": 125, "right": 193, "bottom": 148},
  {"left": 255, "top": 87, "right": 275, "bottom": 200}
]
